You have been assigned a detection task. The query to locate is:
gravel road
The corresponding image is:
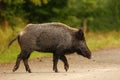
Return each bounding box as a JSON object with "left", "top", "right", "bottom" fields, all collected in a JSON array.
[{"left": 1, "top": 47, "right": 120, "bottom": 80}]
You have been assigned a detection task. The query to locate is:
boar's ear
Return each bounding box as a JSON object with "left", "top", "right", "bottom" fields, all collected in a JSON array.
[{"left": 76, "top": 29, "right": 85, "bottom": 40}]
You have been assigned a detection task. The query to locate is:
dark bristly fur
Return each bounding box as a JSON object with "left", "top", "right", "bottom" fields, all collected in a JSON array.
[{"left": 8, "top": 22, "right": 91, "bottom": 73}]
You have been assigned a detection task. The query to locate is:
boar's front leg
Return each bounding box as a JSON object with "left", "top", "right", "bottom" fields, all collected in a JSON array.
[
  {"left": 60, "top": 55, "right": 69, "bottom": 72},
  {"left": 53, "top": 53, "right": 60, "bottom": 72}
]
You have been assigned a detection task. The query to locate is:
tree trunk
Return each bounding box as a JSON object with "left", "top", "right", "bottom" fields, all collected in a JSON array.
[
  {"left": 83, "top": 18, "right": 87, "bottom": 33},
  {"left": 1, "top": 19, "right": 9, "bottom": 30}
]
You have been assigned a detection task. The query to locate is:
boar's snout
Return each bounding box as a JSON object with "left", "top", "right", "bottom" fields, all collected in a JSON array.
[
  {"left": 77, "top": 41, "right": 91, "bottom": 59},
  {"left": 79, "top": 49, "right": 91, "bottom": 59},
  {"left": 85, "top": 50, "right": 91, "bottom": 59}
]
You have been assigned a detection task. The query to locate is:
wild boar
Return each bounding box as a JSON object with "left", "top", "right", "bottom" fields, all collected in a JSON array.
[{"left": 8, "top": 22, "right": 91, "bottom": 73}]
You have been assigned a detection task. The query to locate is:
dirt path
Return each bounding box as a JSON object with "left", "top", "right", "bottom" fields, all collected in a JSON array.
[{"left": 1, "top": 47, "right": 120, "bottom": 80}]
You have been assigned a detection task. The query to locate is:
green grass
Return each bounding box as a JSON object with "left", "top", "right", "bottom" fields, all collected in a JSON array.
[
  {"left": 86, "top": 31, "right": 120, "bottom": 50},
  {"left": 0, "top": 27, "right": 120, "bottom": 63},
  {"left": 0, "top": 47, "right": 52, "bottom": 63}
]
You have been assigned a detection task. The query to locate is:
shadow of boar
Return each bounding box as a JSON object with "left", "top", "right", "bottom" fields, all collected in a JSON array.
[{"left": 8, "top": 22, "right": 91, "bottom": 73}]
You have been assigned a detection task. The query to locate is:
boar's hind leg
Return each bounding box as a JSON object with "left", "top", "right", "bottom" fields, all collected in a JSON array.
[
  {"left": 22, "top": 51, "right": 32, "bottom": 73},
  {"left": 13, "top": 50, "right": 32, "bottom": 73},
  {"left": 60, "top": 55, "right": 69, "bottom": 72},
  {"left": 13, "top": 51, "right": 24, "bottom": 72}
]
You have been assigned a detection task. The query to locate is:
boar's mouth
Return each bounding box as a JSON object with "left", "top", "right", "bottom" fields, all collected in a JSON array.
[{"left": 77, "top": 49, "right": 91, "bottom": 59}]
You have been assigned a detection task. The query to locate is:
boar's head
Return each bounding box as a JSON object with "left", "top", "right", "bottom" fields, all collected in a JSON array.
[{"left": 75, "top": 29, "right": 91, "bottom": 59}]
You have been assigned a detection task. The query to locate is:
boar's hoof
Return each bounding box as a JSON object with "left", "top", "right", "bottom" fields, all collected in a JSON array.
[
  {"left": 27, "top": 69, "right": 32, "bottom": 73},
  {"left": 53, "top": 67, "right": 58, "bottom": 73},
  {"left": 64, "top": 65, "right": 69, "bottom": 72},
  {"left": 13, "top": 66, "right": 18, "bottom": 72}
]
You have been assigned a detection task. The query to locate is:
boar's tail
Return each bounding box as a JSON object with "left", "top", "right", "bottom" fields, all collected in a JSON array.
[{"left": 8, "top": 34, "right": 19, "bottom": 48}]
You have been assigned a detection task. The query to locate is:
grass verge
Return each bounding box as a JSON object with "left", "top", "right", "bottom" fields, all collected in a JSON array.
[
  {"left": 86, "top": 31, "right": 120, "bottom": 50},
  {"left": 0, "top": 27, "right": 120, "bottom": 63}
]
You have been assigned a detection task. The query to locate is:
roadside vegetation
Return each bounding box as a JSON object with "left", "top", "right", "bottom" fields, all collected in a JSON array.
[
  {"left": 0, "top": 27, "right": 120, "bottom": 63},
  {"left": 0, "top": 0, "right": 120, "bottom": 63}
]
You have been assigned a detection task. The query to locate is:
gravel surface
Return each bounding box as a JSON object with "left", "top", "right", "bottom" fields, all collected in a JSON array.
[{"left": 1, "top": 47, "right": 120, "bottom": 80}]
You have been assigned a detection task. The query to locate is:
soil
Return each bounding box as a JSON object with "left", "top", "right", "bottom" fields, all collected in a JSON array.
[{"left": 1, "top": 47, "right": 120, "bottom": 80}]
